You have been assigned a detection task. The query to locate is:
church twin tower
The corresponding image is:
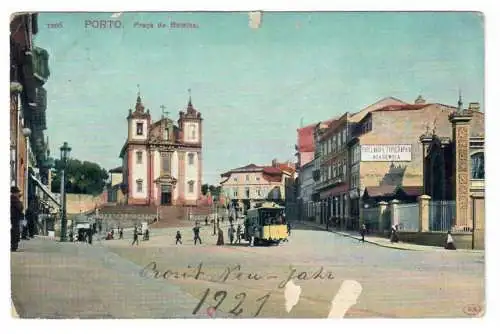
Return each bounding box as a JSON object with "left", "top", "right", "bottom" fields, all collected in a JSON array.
[{"left": 119, "top": 89, "right": 203, "bottom": 206}]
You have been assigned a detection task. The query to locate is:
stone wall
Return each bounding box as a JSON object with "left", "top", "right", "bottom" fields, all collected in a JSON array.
[{"left": 66, "top": 193, "right": 107, "bottom": 214}]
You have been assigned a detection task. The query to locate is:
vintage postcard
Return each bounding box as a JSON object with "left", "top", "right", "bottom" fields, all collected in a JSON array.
[{"left": 9, "top": 10, "right": 485, "bottom": 320}]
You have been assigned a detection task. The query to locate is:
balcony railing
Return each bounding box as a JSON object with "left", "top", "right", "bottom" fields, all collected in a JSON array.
[{"left": 315, "top": 174, "right": 345, "bottom": 190}]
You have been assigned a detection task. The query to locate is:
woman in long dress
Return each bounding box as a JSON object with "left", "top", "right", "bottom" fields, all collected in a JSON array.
[
  {"left": 445, "top": 231, "right": 456, "bottom": 250},
  {"left": 216, "top": 227, "right": 224, "bottom": 246}
]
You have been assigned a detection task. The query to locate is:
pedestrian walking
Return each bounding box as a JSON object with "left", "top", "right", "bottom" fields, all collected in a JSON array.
[
  {"left": 222, "top": 216, "right": 224, "bottom": 223},
  {"left": 87, "top": 227, "right": 93, "bottom": 244},
  {"left": 144, "top": 229, "right": 150, "bottom": 241},
  {"left": 445, "top": 231, "right": 456, "bottom": 250},
  {"left": 390, "top": 224, "right": 399, "bottom": 243},
  {"left": 175, "top": 231, "right": 182, "bottom": 245},
  {"left": 131, "top": 227, "right": 139, "bottom": 246},
  {"left": 216, "top": 227, "right": 224, "bottom": 246},
  {"left": 236, "top": 224, "right": 242, "bottom": 244},
  {"left": 205, "top": 216, "right": 208, "bottom": 226},
  {"left": 119, "top": 228, "right": 123, "bottom": 239},
  {"left": 10, "top": 186, "right": 23, "bottom": 252},
  {"left": 228, "top": 224, "right": 235, "bottom": 245},
  {"left": 360, "top": 224, "right": 367, "bottom": 242},
  {"left": 193, "top": 224, "right": 202, "bottom": 245}
]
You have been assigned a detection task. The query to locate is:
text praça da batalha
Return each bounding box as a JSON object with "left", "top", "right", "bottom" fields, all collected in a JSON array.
[{"left": 140, "top": 262, "right": 335, "bottom": 289}]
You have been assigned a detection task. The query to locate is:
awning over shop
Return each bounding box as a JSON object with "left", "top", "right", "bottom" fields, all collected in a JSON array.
[
  {"left": 362, "top": 185, "right": 424, "bottom": 200},
  {"left": 319, "top": 184, "right": 349, "bottom": 200},
  {"left": 30, "top": 174, "right": 61, "bottom": 207}
]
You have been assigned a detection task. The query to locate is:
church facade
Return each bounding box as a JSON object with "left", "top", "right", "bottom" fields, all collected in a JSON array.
[{"left": 119, "top": 92, "right": 203, "bottom": 206}]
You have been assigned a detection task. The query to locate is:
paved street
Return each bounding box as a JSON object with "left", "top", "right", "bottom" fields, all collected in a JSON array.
[{"left": 12, "top": 221, "right": 484, "bottom": 319}]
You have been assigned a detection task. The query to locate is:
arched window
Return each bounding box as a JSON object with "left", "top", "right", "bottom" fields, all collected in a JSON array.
[{"left": 470, "top": 152, "right": 485, "bottom": 179}]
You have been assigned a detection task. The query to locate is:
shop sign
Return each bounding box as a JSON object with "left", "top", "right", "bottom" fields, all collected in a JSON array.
[{"left": 361, "top": 144, "right": 412, "bottom": 162}]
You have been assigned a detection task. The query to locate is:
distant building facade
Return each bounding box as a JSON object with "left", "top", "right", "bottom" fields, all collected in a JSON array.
[
  {"left": 119, "top": 91, "right": 203, "bottom": 206},
  {"left": 220, "top": 160, "right": 294, "bottom": 210},
  {"left": 297, "top": 160, "right": 315, "bottom": 220}
]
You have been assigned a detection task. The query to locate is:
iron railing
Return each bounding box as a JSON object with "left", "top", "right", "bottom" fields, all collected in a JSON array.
[
  {"left": 396, "top": 203, "right": 419, "bottom": 232},
  {"left": 429, "top": 200, "right": 456, "bottom": 232}
]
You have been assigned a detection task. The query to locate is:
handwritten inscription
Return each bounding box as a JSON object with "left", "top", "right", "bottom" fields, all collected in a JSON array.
[
  {"left": 192, "top": 288, "right": 270, "bottom": 317},
  {"left": 140, "top": 262, "right": 335, "bottom": 289}
]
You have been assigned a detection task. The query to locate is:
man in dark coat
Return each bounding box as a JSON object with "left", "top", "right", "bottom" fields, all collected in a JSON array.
[
  {"left": 216, "top": 227, "right": 224, "bottom": 246},
  {"left": 11, "top": 186, "right": 24, "bottom": 252},
  {"left": 131, "top": 226, "right": 139, "bottom": 246},
  {"left": 193, "top": 224, "right": 202, "bottom": 245}
]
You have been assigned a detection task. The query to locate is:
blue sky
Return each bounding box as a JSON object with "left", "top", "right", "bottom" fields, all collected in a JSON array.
[{"left": 35, "top": 11, "right": 484, "bottom": 185}]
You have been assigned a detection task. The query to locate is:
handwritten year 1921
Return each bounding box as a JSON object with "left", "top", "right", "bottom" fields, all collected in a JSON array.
[{"left": 192, "top": 289, "right": 271, "bottom": 317}]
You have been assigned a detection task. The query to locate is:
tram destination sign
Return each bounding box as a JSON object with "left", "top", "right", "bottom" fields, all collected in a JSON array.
[{"left": 361, "top": 144, "right": 412, "bottom": 162}]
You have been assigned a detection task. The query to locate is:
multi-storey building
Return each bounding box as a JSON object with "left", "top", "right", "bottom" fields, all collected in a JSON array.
[
  {"left": 346, "top": 95, "right": 484, "bottom": 229},
  {"left": 10, "top": 13, "right": 59, "bottom": 231},
  {"left": 297, "top": 160, "right": 315, "bottom": 221},
  {"left": 220, "top": 160, "right": 294, "bottom": 211},
  {"left": 311, "top": 119, "right": 337, "bottom": 224},
  {"left": 119, "top": 91, "right": 203, "bottom": 206}
]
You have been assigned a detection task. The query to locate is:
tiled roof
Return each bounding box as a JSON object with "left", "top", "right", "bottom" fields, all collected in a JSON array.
[
  {"left": 220, "top": 163, "right": 263, "bottom": 176},
  {"left": 109, "top": 166, "right": 123, "bottom": 173},
  {"left": 371, "top": 104, "right": 431, "bottom": 112},
  {"left": 363, "top": 185, "right": 397, "bottom": 197},
  {"left": 262, "top": 166, "right": 282, "bottom": 175}
]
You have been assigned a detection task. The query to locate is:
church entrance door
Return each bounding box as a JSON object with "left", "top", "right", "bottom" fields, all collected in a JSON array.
[{"left": 161, "top": 184, "right": 172, "bottom": 206}]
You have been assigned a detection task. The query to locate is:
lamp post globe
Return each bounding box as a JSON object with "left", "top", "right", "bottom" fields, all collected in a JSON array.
[
  {"left": 60, "top": 141, "right": 72, "bottom": 161},
  {"left": 22, "top": 127, "right": 31, "bottom": 137}
]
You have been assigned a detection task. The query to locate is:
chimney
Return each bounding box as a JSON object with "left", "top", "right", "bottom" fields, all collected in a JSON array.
[
  {"left": 415, "top": 95, "right": 426, "bottom": 104},
  {"left": 272, "top": 158, "right": 278, "bottom": 167},
  {"left": 468, "top": 102, "right": 480, "bottom": 113}
]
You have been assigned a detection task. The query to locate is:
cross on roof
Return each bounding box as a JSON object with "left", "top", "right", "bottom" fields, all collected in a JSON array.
[{"left": 160, "top": 105, "right": 169, "bottom": 118}]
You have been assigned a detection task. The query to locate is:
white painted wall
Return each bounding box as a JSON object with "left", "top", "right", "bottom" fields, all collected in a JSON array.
[
  {"left": 183, "top": 122, "right": 199, "bottom": 143},
  {"left": 185, "top": 151, "right": 198, "bottom": 200},
  {"left": 130, "top": 148, "right": 148, "bottom": 199},
  {"left": 129, "top": 119, "right": 148, "bottom": 141},
  {"left": 172, "top": 151, "right": 179, "bottom": 200},
  {"left": 153, "top": 150, "right": 161, "bottom": 202}
]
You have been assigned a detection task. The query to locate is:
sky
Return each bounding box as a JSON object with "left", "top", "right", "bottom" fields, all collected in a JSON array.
[{"left": 34, "top": 11, "right": 484, "bottom": 185}]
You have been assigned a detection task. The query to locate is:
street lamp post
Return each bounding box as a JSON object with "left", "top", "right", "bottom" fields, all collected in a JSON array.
[
  {"left": 59, "top": 142, "right": 71, "bottom": 242},
  {"left": 22, "top": 128, "right": 31, "bottom": 210}
]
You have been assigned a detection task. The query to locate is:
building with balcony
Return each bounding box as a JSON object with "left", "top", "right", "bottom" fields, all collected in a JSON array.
[
  {"left": 10, "top": 13, "right": 60, "bottom": 235},
  {"left": 220, "top": 160, "right": 294, "bottom": 212}
]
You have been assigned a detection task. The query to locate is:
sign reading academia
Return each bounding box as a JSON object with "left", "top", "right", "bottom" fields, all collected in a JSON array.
[{"left": 361, "top": 144, "right": 412, "bottom": 162}]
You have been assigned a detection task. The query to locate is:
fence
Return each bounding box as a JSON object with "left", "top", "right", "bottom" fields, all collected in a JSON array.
[
  {"left": 429, "top": 200, "right": 455, "bottom": 232},
  {"left": 362, "top": 207, "right": 379, "bottom": 231},
  {"left": 396, "top": 203, "right": 419, "bottom": 232}
]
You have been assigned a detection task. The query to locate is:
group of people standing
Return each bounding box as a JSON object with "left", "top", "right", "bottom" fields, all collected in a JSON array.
[{"left": 11, "top": 186, "right": 42, "bottom": 251}]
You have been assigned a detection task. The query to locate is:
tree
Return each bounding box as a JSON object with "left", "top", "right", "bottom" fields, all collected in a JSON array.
[
  {"left": 201, "top": 184, "right": 222, "bottom": 202},
  {"left": 201, "top": 183, "right": 209, "bottom": 196},
  {"left": 51, "top": 158, "right": 109, "bottom": 195}
]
